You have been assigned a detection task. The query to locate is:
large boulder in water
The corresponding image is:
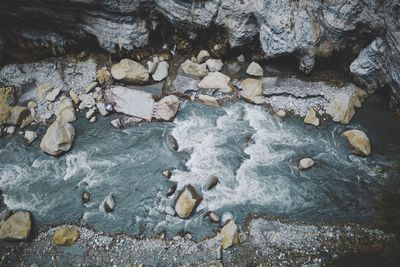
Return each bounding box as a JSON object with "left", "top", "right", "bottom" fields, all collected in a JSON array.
[
  {"left": 111, "top": 59, "right": 149, "bottom": 84},
  {"left": 343, "top": 129, "right": 371, "bottom": 156},
  {"left": 0, "top": 211, "right": 31, "bottom": 240},
  {"left": 220, "top": 219, "right": 239, "bottom": 249},
  {"left": 154, "top": 95, "right": 180, "bottom": 121},
  {"left": 174, "top": 185, "right": 202, "bottom": 219},
  {"left": 40, "top": 121, "right": 75, "bottom": 156},
  {"left": 53, "top": 227, "right": 80, "bottom": 246}
]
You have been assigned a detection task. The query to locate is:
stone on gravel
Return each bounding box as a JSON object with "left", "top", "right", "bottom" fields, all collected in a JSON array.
[
  {"left": 239, "top": 78, "right": 264, "bottom": 104},
  {"left": 24, "top": 130, "right": 37, "bottom": 144},
  {"left": 203, "top": 175, "right": 219, "bottom": 191},
  {"left": 304, "top": 108, "right": 320, "bottom": 126},
  {"left": 246, "top": 62, "right": 263, "bottom": 77},
  {"left": 40, "top": 121, "right": 75, "bottom": 156},
  {"left": 56, "top": 97, "right": 76, "bottom": 123},
  {"left": 96, "top": 102, "right": 109, "bottom": 117},
  {"left": 206, "top": 59, "right": 224, "bottom": 72},
  {"left": 96, "top": 69, "right": 112, "bottom": 85},
  {"left": 0, "top": 211, "right": 31, "bottom": 240},
  {"left": 84, "top": 82, "right": 98, "bottom": 94},
  {"left": 343, "top": 129, "right": 371, "bottom": 156},
  {"left": 110, "top": 86, "right": 155, "bottom": 121},
  {"left": 45, "top": 88, "right": 61, "bottom": 102},
  {"left": 220, "top": 219, "right": 239, "bottom": 249},
  {"left": 111, "top": 59, "right": 149, "bottom": 84},
  {"left": 36, "top": 84, "right": 53, "bottom": 101},
  {"left": 154, "top": 95, "right": 179, "bottom": 121},
  {"left": 181, "top": 60, "right": 208, "bottom": 77},
  {"left": 152, "top": 61, "right": 169, "bottom": 82},
  {"left": 326, "top": 92, "right": 356, "bottom": 124},
  {"left": 53, "top": 227, "right": 80, "bottom": 246},
  {"left": 197, "top": 50, "right": 210, "bottom": 64},
  {"left": 198, "top": 72, "right": 232, "bottom": 93},
  {"left": 175, "top": 185, "right": 203, "bottom": 219},
  {"left": 197, "top": 94, "right": 219, "bottom": 107},
  {"left": 298, "top": 158, "right": 315, "bottom": 171},
  {"left": 78, "top": 94, "right": 95, "bottom": 109}
]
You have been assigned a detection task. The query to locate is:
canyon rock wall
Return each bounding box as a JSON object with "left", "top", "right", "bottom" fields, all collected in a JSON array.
[{"left": 0, "top": 0, "right": 399, "bottom": 106}]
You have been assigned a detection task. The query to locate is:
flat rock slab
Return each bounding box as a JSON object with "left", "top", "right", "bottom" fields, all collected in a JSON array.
[{"left": 110, "top": 86, "right": 155, "bottom": 121}]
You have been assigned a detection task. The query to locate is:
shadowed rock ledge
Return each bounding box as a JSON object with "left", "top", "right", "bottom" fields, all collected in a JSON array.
[{"left": 0, "top": 0, "right": 400, "bottom": 107}]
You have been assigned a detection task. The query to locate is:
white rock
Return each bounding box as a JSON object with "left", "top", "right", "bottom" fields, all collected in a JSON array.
[
  {"left": 96, "top": 102, "right": 109, "bottom": 117},
  {"left": 304, "top": 108, "right": 320, "bottom": 126},
  {"left": 326, "top": 92, "right": 355, "bottom": 124},
  {"left": 298, "top": 158, "right": 315, "bottom": 170},
  {"left": 181, "top": 60, "right": 208, "bottom": 77},
  {"left": 56, "top": 97, "right": 76, "bottom": 123},
  {"left": 147, "top": 60, "right": 159, "bottom": 74},
  {"left": 85, "top": 82, "right": 98, "bottom": 94},
  {"left": 152, "top": 61, "right": 169, "bottom": 82},
  {"left": 110, "top": 86, "right": 155, "bottom": 121},
  {"left": 40, "top": 121, "right": 75, "bottom": 156},
  {"left": 246, "top": 62, "right": 264, "bottom": 77},
  {"left": 111, "top": 59, "right": 150, "bottom": 84},
  {"left": 197, "top": 50, "right": 210, "bottom": 63},
  {"left": 205, "top": 59, "right": 224, "bottom": 72},
  {"left": 78, "top": 94, "right": 96, "bottom": 109},
  {"left": 5, "top": 126, "right": 15, "bottom": 135},
  {"left": 220, "top": 220, "right": 239, "bottom": 249},
  {"left": 154, "top": 95, "right": 180, "bottom": 121},
  {"left": 24, "top": 131, "right": 37, "bottom": 144},
  {"left": 89, "top": 116, "right": 96, "bottom": 123},
  {"left": 110, "top": 118, "right": 122, "bottom": 129},
  {"left": 276, "top": 110, "right": 286, "bottom": 117},
  {"left": 239, "top": 78, "right": 265, "bottom": 104},
  {"left": 197, "top": 94, "right": 219, "bottom": 107},
  {"left": 198, "top": 72, "right": 232, "bottom": 93},
  {"left": 45, "top": 88, "right": 61, "bottom": 102}
]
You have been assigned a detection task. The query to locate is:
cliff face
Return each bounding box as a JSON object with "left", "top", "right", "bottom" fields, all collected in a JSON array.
[{"left": 0, "top": 0, "right": 399, "bottom": 106}]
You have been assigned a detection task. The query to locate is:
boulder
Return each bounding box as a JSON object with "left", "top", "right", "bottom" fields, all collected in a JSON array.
[
  {"left": 56, "top": 97, "right": 76, "bottom": 123},
  {"left": 36, "top": 84, "right": 53, "bottom": 101},
  {"left": 246, "top": 62, "right": 263, "bottom": 77},
  {"left": 198, "top": 72, "right": 232, "bottom": 93},
  {"left": 53, "top": 227, "right": 80, "bottom": 246},
  {"left": 40, "top": 121, "right": 75, "bottom": 156},
  {"left": 220, "top": 219, "right": 239, "bottom": 249},
  {"left": 174, "top": 185, "right": 203, "bottom": 219},
  {"left": 111, "top": 59, "right": 149, "bottom": 84},
  {"left": 110, "top": 86, "right": 155, "bottom": 121},
  {"left": 304, "top": 108, "right": 320, "bottom": 126},
  {"left": 298, "top": 158, "right": 315, "bottom": 170},
  {"left": 152, "top": 61, "right": 169, "bottom": 82},
  {"left": 154, "top": 95, "right": 180, "bottom": 121},
  {"left": 24, "top": 130, "right": 38, "bottom": 144},
  {"left": 96, "top": 69, "right": 112, "bottom": 85},
  {"left": 104, "top": 195, "right": 115, "bottom": 212},
  {"left": 0, "top": 211, "right": 31, "bottom": 240},
  {"left": 84, "top": 82, "right": 98, "bottom": 94},
  {"left": 326, "top": 92, "right": 356, "bottom": 124},
  {"left": 197, "top": 50, "right": 210, "bottom": 63},
  {"left": 343, "top": 129, "right": 371, "bottom": 156},
  {"left": 239, "top": 78, "right": 265, "bottom": 104},
  {"left": 45, "top": 88, "right": 61, "bottom": 102},
  {"left": 203, "top": 175, "right": 219, "bottom": 191},
  {"left": 181, "top": 60, "right": 208, "bottom": 77},
  {"left": 206, "top": 59, "right": 224, "bottom": 72},
  {"left": 7, "top": 106, "right": 30, "bottom": 126},
  {"left": 197, "top": 94, "right": 219, "bottom": 107}
]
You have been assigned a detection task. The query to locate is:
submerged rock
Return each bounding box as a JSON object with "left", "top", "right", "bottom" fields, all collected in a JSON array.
[
  {"left": 197, "top": 94, "right": 219, "bottom": 107},
  {"left": 239, "top": 78, "right": 265, "bottom": 104},
  {"left": 82, "top": 191, "right": 90, "bottom": 203},
  {"left": 168, "top": 135, "right": 179, "bottom": 151},
  {"left": 110, "top": 86, "right": 155, "bottom": 121},
  {"left": 220, "top": 219, "right": 239, "bottom": 249},
  {"left": 326, "top": 92, "right": 355, "bottom": 124},
  {"left": 53, "top": 227, "right": 80, "bottom": 246},
  {"left": 152, "top": 61, "right": 169, "bottom": 82},
  {"left": 154, "top": 95, "right": 180, "bottom": 121},
  {"left": 246, "top": 62, "right": 263, "bottom": 77},
  {"left": 198, "top": 72, "right": 232, "bottom": 93},
  {"left": 40, "top": 121, "right": 75, "bottom": 156},
  {"left": 180, "top": 60, "right": 208, "bottom": 77},
  {"left": 174, "top": 185, "right": 203, "bottom": 219},
  {"left": 104, "top": 195, "right": 115, "bottom": 213},
  {"left": 343, "top": 129, "right": 371, "bottom": 156},
  {"left": 298, "top": 158, "right": 315, "bottom": 171},
  {"left": 304, "top": 108, "right": 320, "bottom": 127},
  {"left": 111, "top": 59, "right": 149, "bottom": 84},
  {"left": 0, "top": 211, "right": 31, "bottom": 240},
  {"left": 167, "top": 184, "right": 177, "bottom": 197}
]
